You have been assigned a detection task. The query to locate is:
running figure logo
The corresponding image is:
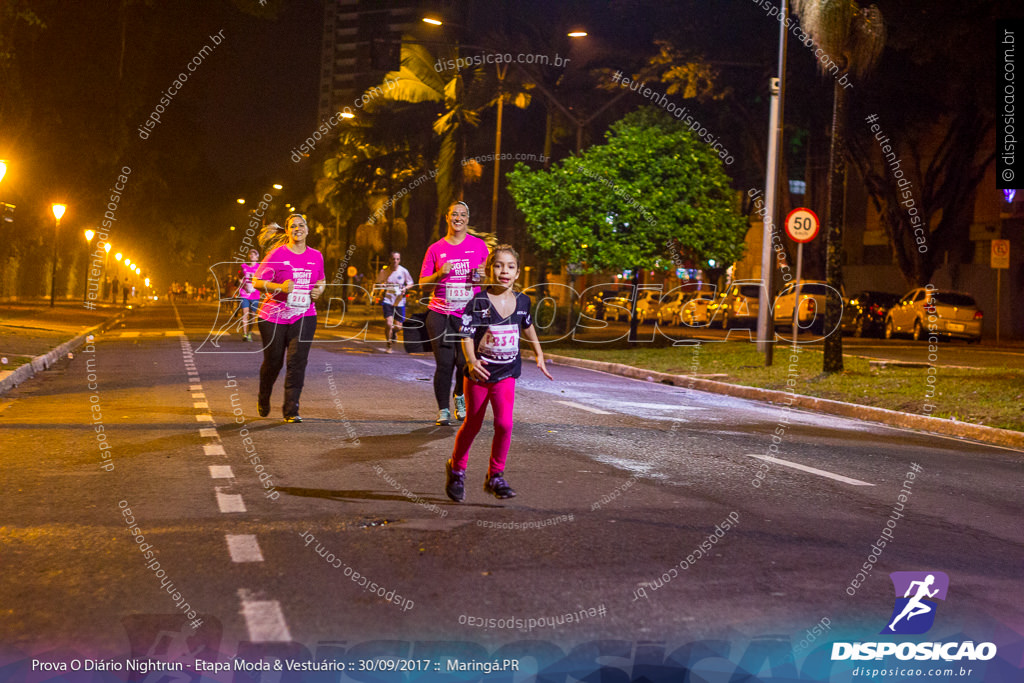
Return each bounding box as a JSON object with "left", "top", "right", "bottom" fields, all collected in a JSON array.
[{"left": 882, "top": 571, "right": 949, "bottom": 635}]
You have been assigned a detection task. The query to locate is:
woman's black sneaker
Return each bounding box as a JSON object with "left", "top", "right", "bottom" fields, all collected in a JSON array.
[
  {"left": 484, "top": 473, "right": 516, "bottom": 499},
  {"left": 445, "top": 459, "right": 466, "bottom": 502},
  {"left": 257, "top": 396, "right": 270, "bottom": 417}
]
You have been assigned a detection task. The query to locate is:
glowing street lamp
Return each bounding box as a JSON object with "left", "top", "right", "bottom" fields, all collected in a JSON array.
[
  {"left": 49, "top": 203, "right": 67, "bottom": 307},
  {"left": 115, "top": 252, "right": 122, "bottom": 262},
  {"left": 237, "top": 198, "right": 245, "bottom": 205},
  {"left": 0, "top": 160, "right": 7, "bottom": 184},
  {"left": 125, "top": 258, "right": 132, "bottom": 267},
  {"left": 273, "top": 184, "right": 283, "bottom": 190}
]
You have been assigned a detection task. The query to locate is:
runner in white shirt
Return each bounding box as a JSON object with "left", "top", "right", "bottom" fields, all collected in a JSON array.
[{"left": 376, "top": 251, "right": 414, "bottom": 353}]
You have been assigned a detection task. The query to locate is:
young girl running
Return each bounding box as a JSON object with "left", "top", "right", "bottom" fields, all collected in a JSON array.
[{"left": 445, "top": 245, "right": 553, "bottom": 501}]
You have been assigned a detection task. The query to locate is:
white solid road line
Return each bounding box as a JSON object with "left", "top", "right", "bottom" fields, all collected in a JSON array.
[
  {"left": 555, "top": 400, "right": 613, "bottom": 415},
  {"left": 209, "top": 465, "right": 234, "bottom": 479},
  {"left": 215, "top": 489, "right": 246, "bottom": 512},
  {"left": 238, "top": 590, "right": 292, "bottom": 642},
  {"left": 745, "top": 454, "right": 875, "bottom": 486},
  {"left": 226, "top": 535, "right": 264, "bottom": 563}
]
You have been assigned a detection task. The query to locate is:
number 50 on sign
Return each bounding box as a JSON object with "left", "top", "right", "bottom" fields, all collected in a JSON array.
[{"left": 784, "top": 208, "right": 820, "bottom": 243}]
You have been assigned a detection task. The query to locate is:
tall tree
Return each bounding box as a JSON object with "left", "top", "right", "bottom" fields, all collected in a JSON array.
[
  {"left": 792, "top": 0, "right": 885, "bottom": 373},
  {"left": 845, "top": 0, "right": 1008, "bottom": 287},
  {"left": 375, "top": 40, "right": 482, "bottom": 238},
  {"left": 508, "top": 107, "right": 747, "bottom": 334}
]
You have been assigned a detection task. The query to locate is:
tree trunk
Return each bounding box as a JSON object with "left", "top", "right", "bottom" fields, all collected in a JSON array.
[
  {"left": 823, "top": 77, "right": 847, "bottom": 374},
  {"left": 628, "top": 268, "right": 641, "bottom": 345}
]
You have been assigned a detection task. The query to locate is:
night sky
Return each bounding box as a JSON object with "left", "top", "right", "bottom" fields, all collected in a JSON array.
[{"left": 0, "top": 0, "right": 1015, "bottom": 287}]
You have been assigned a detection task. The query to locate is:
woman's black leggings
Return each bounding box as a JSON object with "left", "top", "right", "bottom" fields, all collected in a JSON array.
[{"left": 425, "top": 310, "right": 465, "bottom": 410}]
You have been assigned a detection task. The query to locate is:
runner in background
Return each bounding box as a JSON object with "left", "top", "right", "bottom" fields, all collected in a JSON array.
[
  {"left": 445, "top": 244, "right": 553, "bottom": 502},
  {"left": 252, "top": 216, "right": 326, "bottom": 423},
  {"left": 419, "top": 201, "right": 489, "bottom": 426},
  {"left": 376, "top": 251, "right": 414, "bottom": 353},
  {"left": 236, "top": 248, "right": 261, "bottom": 341}
]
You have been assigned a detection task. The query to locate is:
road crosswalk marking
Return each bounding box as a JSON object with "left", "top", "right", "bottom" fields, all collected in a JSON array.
[{"left": 745, "top": 454, "right": 874, "bottom": 486}]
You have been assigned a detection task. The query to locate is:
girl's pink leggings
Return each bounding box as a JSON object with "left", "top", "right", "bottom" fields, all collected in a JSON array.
[{"left": 451, "top": 376, "right": 516, "bottom": 475}]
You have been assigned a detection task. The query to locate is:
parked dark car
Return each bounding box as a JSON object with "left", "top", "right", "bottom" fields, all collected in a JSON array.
[{"left": 841, "top": 290, "right": 901, "bottom": 337}]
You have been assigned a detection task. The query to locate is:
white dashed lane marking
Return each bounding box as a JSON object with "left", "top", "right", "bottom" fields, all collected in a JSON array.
[
  {"left": 196, "top": 414, "right": 214, "bottom": 422},
  {"left": 216, "top": 488, "right": 246, "bottom": 513},
  {"left": 226, "top": 535, "right": 264, "bottom": 563},
  {"left": 238, "top": 590, "right": 292, "bottom": 642},
  {"left": 198, "top": 427, "right": 218, "bottom": 438},
  {"left": 209, "top": 465, "right": 234, "bottom": 479},
  {"left": 745, "top": 454, "right": 875, "bottom": 487},
  {"left": 203, "top": 443, "right": 226, "bottom": 456}
]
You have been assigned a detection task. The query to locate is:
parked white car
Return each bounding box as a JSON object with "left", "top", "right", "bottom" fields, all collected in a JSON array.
[
  {"left": 884, "top": 288, "right": 982, "bottom": 342},
  {"left": 772, "top": 280, "right": 843, "bottom": 334}
]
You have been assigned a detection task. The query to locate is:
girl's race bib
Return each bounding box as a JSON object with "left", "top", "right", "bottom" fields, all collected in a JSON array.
[{"left": 478, "top": 323, "right": 519, "bottom": 363}]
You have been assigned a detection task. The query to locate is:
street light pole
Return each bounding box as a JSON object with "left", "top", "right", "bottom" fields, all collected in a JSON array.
[
  {"left": 83, "top": 229, "right": 95, "bottom": 302},
  {"left": 50, "top": 204, "right": 67, "bottom": 308},
  {"left": 755, "top": 0, "right": 788, "bottom": 364}
]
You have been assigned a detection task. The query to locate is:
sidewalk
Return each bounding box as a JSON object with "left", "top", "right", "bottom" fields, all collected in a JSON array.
[{"left": 0, "top": 299, "right": 130, "bottom": 395}]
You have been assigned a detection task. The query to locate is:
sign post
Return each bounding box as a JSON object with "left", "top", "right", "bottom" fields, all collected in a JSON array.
[
  {"left": 991, "top": 239, "right": 1010, "bottom": 344},
  {"left": 784, "top": 208, "right": 820, "bottom": 348}
]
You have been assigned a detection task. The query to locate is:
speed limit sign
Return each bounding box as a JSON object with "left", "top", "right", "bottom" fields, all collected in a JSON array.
[{"left": 785, "top": 207, "right": 820, "bottom": 243}]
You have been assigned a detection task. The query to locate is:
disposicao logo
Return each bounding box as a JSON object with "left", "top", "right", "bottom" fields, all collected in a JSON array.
[
  {"left": 882, "top": 571, "right": 948, "bottom": 635},
  {"left": 831, "top": 571, "right": 997, "bottom": 663}
]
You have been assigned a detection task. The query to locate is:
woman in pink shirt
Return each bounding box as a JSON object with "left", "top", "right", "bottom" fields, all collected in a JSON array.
[
  {"left": 236, "top": 248, "right": 261, "bottom": 342},
  {"left": 419, "top": 201, "right": 489, "bottom": 426},
  {"left": 252, "top": 215, "right": 326, "bottom": 423}
]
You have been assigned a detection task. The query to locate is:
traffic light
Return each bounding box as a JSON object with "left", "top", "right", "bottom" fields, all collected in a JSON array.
[{"left": 1, "top": 202, "right": 14, "bottom": 223}]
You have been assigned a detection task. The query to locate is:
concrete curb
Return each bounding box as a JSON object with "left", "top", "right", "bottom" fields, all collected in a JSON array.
[
  {"left": 0, "top": 310, "right": 129, "bottom": 397},
  {"left": 541, "top": 353, "right": 1024, "bottom": 452}
]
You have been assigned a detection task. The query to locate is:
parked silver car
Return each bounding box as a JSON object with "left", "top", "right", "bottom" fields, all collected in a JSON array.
[{"left": 884, "top": 288, "right": 982, "bottom": 342}]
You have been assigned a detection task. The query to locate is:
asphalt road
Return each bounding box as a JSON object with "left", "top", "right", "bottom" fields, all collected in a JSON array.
[{"left": 1, "top": 302, "right": 1021, "bottom": 678}]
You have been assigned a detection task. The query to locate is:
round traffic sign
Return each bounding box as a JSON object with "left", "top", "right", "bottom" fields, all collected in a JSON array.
[
  {"left": 346, "top": 265, "right": 357, "bottom": 277},
  {"left": 784, "top": 207, "right": 820, "bottom": 243}
]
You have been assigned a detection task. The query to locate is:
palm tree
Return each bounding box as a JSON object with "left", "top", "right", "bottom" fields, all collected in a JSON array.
[
  {"left": 376, "top": 40, "right": 482, "bottom": 237},
  {"left": 792, "top": 0, "right": 885, "bottom": 373}
]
